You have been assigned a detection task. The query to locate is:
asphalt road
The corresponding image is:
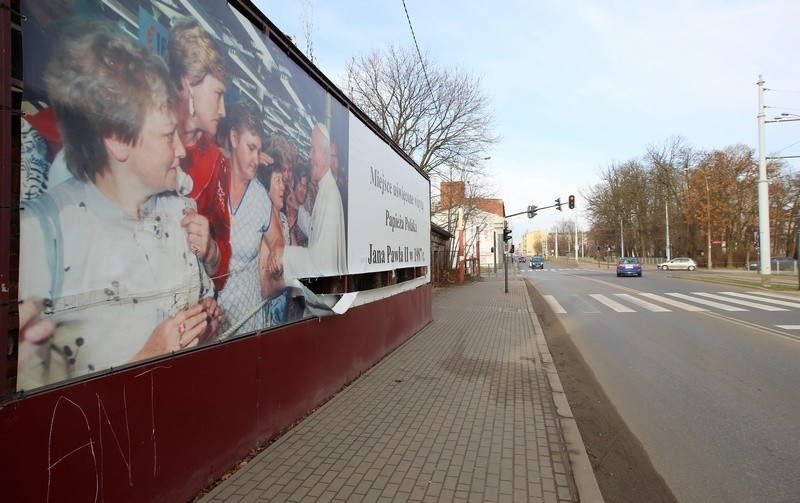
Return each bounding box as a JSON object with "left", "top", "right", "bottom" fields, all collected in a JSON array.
[{"left": 519, "top": 260, "right": 800, "bottom": 503}]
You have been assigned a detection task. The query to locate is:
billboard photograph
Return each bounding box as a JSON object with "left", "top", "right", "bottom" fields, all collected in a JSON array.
[{"left": 15, "top": 0, "right": 428, "bottom": 393}]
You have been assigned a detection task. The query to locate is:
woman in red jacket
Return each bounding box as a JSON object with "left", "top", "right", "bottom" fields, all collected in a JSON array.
[{"left": 166, "top": 18, "right": 232, "bottom": 290}]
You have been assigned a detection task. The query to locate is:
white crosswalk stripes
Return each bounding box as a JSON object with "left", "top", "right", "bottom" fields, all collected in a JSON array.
[
  {"left": 615, "top": 294, "right": 671, "bottom": 312},
  {"left": 640, "top": 293, "right": 706, "bottom": 311},
  {"left": 543, "top": 290, "right": 800, "bottom": 315},
  {"left": 589, "top": 294, "right": 635, "bottom": 312},
  {"left": 543, "top": 294, "right": 566, "bottom": 314},
  {"left": 746, "top": 291, "right": 800, "bottom": 302},
  {"left": 665, "top": 292, "right": 747, "bottom": 311},
  {"left": 727, "top": 291, "right": 800, "bottom": 309},
  {"left": 690, "top": 292, "right": 788, "bottom": 311}
]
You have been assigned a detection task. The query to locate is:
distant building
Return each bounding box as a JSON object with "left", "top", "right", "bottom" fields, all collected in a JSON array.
[
  {"left": 431, "top": 181, "right": 506, "bottom": 270},
  {"left": 522, "top": 229, "right": 549, "bottom": 257}
]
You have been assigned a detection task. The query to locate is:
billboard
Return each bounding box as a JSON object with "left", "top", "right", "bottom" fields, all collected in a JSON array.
[
  {"left": 16, "top": 0, "right": 429, "bottom": 392},
  {"left": 348, "top": 117, "right": 430, "bottom": 273}
]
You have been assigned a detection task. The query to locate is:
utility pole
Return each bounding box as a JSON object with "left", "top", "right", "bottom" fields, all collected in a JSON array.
[
  {"left": 665, "top": 201, "right": 671, "bottom": 261},
  {"left": 555, "top": 227, "right": 559, "bottom": 257},
  {"left": 757, "top": 75, "right": 772, "bottom": 286},
  {"left": 574, "top": 217, "right": 579, "bottom": 264}
]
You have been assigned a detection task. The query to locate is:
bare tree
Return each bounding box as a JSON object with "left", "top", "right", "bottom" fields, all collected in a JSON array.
[
  {"left": 643, "top": 136, "right": 698, "bottom": 257},
  {"left": 300, "top": 0, "right": 315, "bottom": 63},
  {"left": 584, "top": 136, "right": 794, "bottom": 266},
  {"left": 585, "top": 159, "right": 651, "bottom": 257},
  {"left": 343, "top": 45, "right": 499, "bottom": 181}
]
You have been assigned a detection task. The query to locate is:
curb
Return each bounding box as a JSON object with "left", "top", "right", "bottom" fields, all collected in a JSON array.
[{"left": 520, "top": 277, "right": 605, "bottom": 503}]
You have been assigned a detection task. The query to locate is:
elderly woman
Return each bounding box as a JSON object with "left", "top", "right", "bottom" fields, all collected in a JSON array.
[
  {"left": 284, "top": 163, "right": 311, "bottom": 247},
  {"left": 17, "top": 20, "right": 222, "bottom": 390},
  {"left": 216, "top": 101, "right": 271, "bottom": 337},
  {"left": 257, "top": 162, "right": 291, "bottom": 324},
  {"left": 166, "top": 18, "right": 231, "bottom": 291}
]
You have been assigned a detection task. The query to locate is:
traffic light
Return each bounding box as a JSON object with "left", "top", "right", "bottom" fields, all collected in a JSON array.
[
  {"left": 527, "top": 205, "right": 537, "bottom": 218},
  {"left": 555, "top": 197, "right": 562, "bottom": 211},
  {"left": 502, "top": 224, "right": 512, "bottom": 242},
  {"left": 568, "top": 194, "right": 575, "bottom": 209}
]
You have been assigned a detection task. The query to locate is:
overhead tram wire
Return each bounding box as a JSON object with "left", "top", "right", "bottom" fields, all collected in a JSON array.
[
  {"left": 766, "top": 88, "right": 800, "bottom": 95},
  {"left": 401, "top": 0, "right": 440, "bottom": 117}
]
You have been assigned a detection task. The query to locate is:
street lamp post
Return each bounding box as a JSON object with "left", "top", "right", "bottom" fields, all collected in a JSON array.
[
  {"left": 704, "top": 172, "right": 711, "bottom": 269},
  {"left": 757, "top": 75, "right": 772, "bottom": 286},
  {"left": 575, "top": 216, "right": 579, "bottom": 264},
  {"left": 555, "top": 226, "right": 559, "bottom": 257},
  {"left": 684, "top": 166, "right": 712, "bottom": 269},
  {"left": 665, "top": 201, "right": 671, "bottom": 261},
  {"left": 656, "top": 168, "right": 673, "bottom": 261}
]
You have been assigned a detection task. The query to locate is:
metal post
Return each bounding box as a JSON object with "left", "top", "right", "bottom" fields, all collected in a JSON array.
[
  {"left": 504, "top": 251, "right": 509, "bottom": 294},
  {"left": 493, "top": 231, "right": 497, "bottom": 274},
  {"left": 476, "top": 227, "right": 481, "bottom": 278},
  {"left": 796, "top": 211, "right": 799, "bottom": 290},
  {"left": 757, "top": 75, "right": 772, "bottom": 286},
  {"left": 457, "top": 224, "right": 465, "bottom": 284}
]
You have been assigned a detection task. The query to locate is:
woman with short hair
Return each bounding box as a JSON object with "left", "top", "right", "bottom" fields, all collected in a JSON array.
[
  {"left": 216, "top": 101, "right": 272, "bottom": 337},
  {"left": 17, "top": 20, "right": 222, "bottom": 389}
]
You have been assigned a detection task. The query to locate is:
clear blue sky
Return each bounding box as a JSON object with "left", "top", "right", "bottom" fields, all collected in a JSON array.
[{"left": 255, "top": 0, "right": 800, "bottom": 235}]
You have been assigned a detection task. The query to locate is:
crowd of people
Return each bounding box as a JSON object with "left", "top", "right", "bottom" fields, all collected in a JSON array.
[{"left": 17, "top": 16, "right": 347, "bottom": 389}]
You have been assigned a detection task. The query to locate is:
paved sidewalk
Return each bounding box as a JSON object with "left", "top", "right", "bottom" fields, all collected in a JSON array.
[{"left": 198, "top": 272, "right": 602, "bottom": 502}]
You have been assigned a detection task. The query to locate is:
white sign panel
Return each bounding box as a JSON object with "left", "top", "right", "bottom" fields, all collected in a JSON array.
[{"left": 347, "top": 116, "right": 431, "bottom": 274}]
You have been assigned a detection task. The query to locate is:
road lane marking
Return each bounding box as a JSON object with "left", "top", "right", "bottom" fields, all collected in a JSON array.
[
  {"left": 776, "top": 325, "right": 800, "bottom": 330},
  {"left": 589, "top": 294, "right": 635, "bottom": 312},
  {"left": 543, "top": 294, "right": 566, "bottom": 314},
  {"left": 640, "top": 293, "right": 707, "bottom": 311},
  {"left": 665, "top": 292, "right": 746, "bottom": 311},
  {"left": 745, "top": 290, "right": 800, "bottom": 303},
  {"left": 692, "top": 292, "right": 789, "bottom": 311},
  {"left": 720, "top": 292, "right": 800, "bottom": 309},
  {"left": 614, "top": 294, "right": 671, "bottom": 312}
]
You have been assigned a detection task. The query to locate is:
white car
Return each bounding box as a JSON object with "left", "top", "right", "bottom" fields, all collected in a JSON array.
[{"left": 657, "top": 257, "right": 697, "bottom": 271}]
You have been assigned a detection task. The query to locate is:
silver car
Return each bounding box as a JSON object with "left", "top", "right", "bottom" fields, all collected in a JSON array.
[{"left": 656, "top": 257, "right": 697, "bottom": 271}]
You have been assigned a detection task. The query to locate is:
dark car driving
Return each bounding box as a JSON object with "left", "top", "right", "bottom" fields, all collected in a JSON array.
[
  {"left": 616, "top": 257, "right": 642, "bottom": 277},
  {"left": 530, "top": 256, "right": 544, "bottom": 269}
]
